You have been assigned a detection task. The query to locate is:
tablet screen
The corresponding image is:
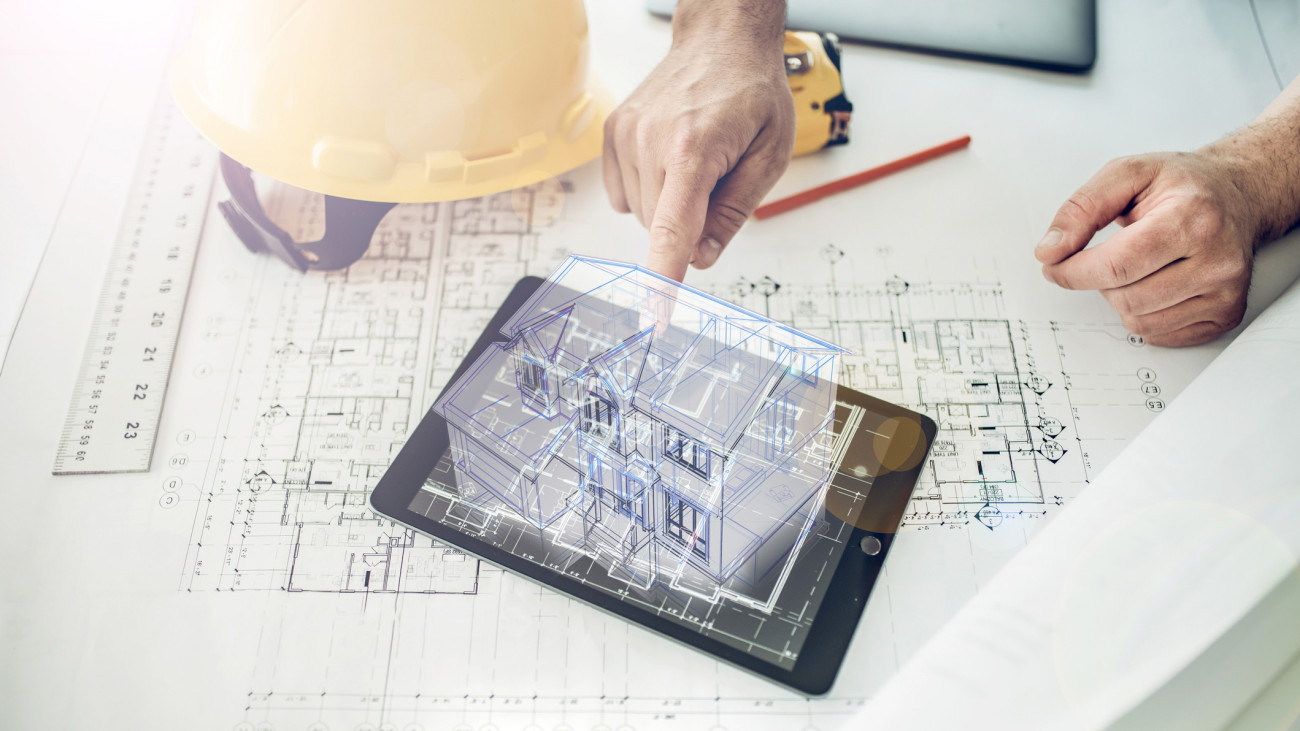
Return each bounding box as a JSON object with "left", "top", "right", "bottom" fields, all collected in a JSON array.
[
  {"left": 374, "top": 265, "right": 933, "bottom": 692},
  {"left": 407, "top": 391, "right": 876, "bottom": 670}
]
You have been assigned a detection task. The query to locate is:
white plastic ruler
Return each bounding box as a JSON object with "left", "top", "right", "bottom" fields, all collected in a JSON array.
[{"left": 52, "top": 92, "right": 217, "bottom": 475}]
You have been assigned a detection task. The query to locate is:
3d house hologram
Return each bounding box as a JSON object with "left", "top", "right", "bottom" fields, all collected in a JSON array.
[{"left": 435, "top": 257, "right": 846, "bottom": 611}]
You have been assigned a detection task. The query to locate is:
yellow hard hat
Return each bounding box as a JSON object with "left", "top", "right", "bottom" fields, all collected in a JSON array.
[{"left": 171, "top": 0, "right": 612, "bottom": 203}]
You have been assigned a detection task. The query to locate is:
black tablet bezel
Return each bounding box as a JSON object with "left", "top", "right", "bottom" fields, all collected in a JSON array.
[{"left": 370, "top": 276, "right": 936, "bottom": 696}]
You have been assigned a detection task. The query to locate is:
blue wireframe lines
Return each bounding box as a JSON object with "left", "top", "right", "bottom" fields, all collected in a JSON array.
[{"left": 434, "top": 256, "right": 847, "bottom": 610}]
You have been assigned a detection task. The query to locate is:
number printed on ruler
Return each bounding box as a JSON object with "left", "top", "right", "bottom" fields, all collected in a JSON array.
[{"left": 52, "top": 93, "right": 217, "bottom": 475}]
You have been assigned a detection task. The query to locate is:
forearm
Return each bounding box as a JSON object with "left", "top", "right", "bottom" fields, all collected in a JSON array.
[
  {"left": 1202, "top": 75, "right": 1300, "bottom": 246},
  {"left": 671, "top": 0, "right": 786, "bottom": 59}
]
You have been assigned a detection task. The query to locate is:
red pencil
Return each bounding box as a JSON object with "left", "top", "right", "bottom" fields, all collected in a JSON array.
[{"left": 753, "top": 135, "right": 972, "bottom": 220}]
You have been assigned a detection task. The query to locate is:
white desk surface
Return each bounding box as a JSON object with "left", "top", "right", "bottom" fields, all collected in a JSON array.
[{"left": 2, "top": 1, "right": 1298, "bottom": 729}]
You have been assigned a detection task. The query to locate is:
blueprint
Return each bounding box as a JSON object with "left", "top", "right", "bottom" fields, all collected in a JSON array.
[
  {"left": 6, "top": 2, "right": 1298, "bottom": 727},
  {"left": 114, "top": 158, "right": 1199, "bottom": 731}
]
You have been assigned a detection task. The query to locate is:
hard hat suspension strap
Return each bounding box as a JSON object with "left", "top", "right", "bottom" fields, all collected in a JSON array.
[{"left": 218, "top": 154, "right": 398, "bottom": 272}]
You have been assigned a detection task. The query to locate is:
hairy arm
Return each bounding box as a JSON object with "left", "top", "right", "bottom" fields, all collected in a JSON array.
[
  {"left": 604, "top": 0, "right": 792, "bottom": 281},
  {"left": 1208, "top": 76, "right": 1300, "bottom": 245}
]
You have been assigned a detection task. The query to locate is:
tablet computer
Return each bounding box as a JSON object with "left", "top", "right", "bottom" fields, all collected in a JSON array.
[{"left": 370, "top": 272, "right": 935, "bottom": 695}]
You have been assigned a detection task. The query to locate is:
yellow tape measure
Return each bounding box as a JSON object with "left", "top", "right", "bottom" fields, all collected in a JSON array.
[{"left": 785, "top": 30, "right": 853, "bottom": 157}]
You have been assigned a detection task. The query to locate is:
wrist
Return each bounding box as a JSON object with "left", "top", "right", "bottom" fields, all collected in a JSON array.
[
  {"left": 670, "top": 0, "right": 786, "bottom": 62},
  {"left": 1201, "top": 127, "right": 1300, "bottom": 249},
  {"left": 1200, "top": 91, "right": 1300, "bottom": 246}
]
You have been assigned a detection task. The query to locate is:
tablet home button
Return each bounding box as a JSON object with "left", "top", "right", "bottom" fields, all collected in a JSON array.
[{"left": 859, "top": 535, "right": 882, "bottom": 556}]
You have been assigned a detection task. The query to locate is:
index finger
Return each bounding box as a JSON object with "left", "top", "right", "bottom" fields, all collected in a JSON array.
[
  {"left": 1042, "top": 216, "right": 1179, "bottom": 291},
  {"left": 646, "top": 161, "right": 714, "bottom": 282}
]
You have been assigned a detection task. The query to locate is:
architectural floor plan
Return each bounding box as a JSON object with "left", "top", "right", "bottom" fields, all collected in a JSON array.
[{"left": 131, "top": 162, "right": 1184, "bottom": 730}]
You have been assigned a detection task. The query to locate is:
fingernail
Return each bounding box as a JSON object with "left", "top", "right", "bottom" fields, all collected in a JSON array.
[
  {"left": 692, "top": 237, "right": 723, "bottom": 269},
  {"left": 1036, "top": 228, "right": 1063, "bottom": 249}
]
